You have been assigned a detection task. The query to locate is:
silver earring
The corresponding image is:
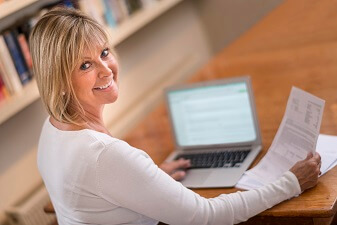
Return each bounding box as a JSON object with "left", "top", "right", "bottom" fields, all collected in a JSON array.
[{"left": 61, "top": 91, "right": 65, "bottom": 96}]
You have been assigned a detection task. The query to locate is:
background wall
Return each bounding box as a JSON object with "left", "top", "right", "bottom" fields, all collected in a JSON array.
[
  {"left": 0, "top": 0, "right": 283, "bottom": 223},
  {"left": 194, "top": 0, "right": 282, "bottom": 54}
]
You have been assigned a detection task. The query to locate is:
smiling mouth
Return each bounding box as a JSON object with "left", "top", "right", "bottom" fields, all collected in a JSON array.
[{"left": 93, "top": 80, "right": 113, "bottom": 90}]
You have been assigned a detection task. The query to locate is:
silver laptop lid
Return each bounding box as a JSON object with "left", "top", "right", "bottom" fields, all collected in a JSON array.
[{"left": 165, "top": 76, "right": 262, "bottom": 150}]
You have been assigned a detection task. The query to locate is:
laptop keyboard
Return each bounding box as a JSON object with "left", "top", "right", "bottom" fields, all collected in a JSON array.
[{"left": 175, "top": 149, "right": 251, "bottom": 169}]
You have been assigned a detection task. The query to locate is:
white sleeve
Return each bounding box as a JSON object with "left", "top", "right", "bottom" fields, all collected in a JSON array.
[{"left": 96, "top": 140, "right": 301, "bottom": 225}]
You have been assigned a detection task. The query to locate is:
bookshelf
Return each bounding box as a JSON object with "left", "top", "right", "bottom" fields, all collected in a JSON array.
[
  {"left": 109, "top": 0, "right": 183, "bottom": 46},
  {"left": 0, "top": 0, "right": 184, "bottom": 125},
  {"left": 0, "top": 0, "right": 37, "bottom": 20},
  {"left": 0, "top": 80, "right": 39, "bottom": 124}
]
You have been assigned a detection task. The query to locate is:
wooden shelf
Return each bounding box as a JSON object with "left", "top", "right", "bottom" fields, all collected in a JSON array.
[
  {"left": 0, "top": 0, "right": 37, "bottom": 20},
  {"left": 0, "top": 80, "right": 39, "bottom": 125},
  {"left": 109, "top": 0, "right": 183, "bottom": 46},
  {"left": 0, "top": 0, "right": 184, "bottom": 125}
]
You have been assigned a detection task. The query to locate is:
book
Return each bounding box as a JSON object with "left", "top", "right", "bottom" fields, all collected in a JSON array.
[
  {"left": 0, "top": 58, "right": 12, "bottom": 94},
  {"left": 122, "top": 0, "right": 132, "bottom": 15},
  {"left": 117, "top": 0, "right": 130, "bottom": 19},
  {"left": 0, "top": 35, "right": 23, "bottom": 94},
  {"left": 108, "top": 0, "right": 127, "bottom": 23},
  {"left": 78, "top": 0, "right": 105, "bottom": 25},
  {"left": 90, "top": 0, "right": 106, "bottom": 24},
  {"left": 18, "top": 21, "right": 33, "bottom": 41},
  {"left": 17, "top": 33, "right": 33, "bottom": 72},
  {"left": 2, "top": 82, "right": 9, "bottom": 99},
  {"left": 140, "top": 0, "right": 157, "bottom": 8},
  {"left": 0, "top": 70, "right": 9, "bottom": 101},
  {"left": 18, "top": 16, "right": 39, "bottom": 42},
  {"left": 3, "top": 30, "right": 30, "bottom": 85},
  {"left": 61, "top": 0, "right": 76, "bottom": 8},
  {"left": 0, "top": 71, "right": 5, "bottom": 101},
  {"left": 124, "top": 0, "right": 142, "bottom": 15},
  {"left": 103, "top": 0, "right": 117, "bottom": 27}
]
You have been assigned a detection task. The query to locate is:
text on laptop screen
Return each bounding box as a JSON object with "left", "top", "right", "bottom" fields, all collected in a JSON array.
[{"left": 168, "top": 82, "right": 257, "bottom": 146}]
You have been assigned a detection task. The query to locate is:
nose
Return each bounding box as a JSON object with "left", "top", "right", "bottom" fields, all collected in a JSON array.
[{"left": 97, "top": 60, "right": 112, "bottom": 78}]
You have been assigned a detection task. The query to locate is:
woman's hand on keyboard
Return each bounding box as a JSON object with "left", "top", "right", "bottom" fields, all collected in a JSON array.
[{"left": 160, "top": 159, "right": 191, "bottom": 181}]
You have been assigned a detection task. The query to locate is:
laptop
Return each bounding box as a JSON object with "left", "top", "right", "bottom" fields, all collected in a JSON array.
[{"left": 164, "top": 76, "right": 262, "bottom": 188}]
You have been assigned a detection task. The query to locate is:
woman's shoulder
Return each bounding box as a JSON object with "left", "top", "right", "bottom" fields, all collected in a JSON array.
[
  {"left": 40, "top": 117, "right": 126, "bottom": 151},
  {"left": 83, "top": 129, "right": 121, "bottom": 147}
]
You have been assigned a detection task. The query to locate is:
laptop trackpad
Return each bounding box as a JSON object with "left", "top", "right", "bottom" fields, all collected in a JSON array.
[
  {"left": 181, "top": 169, "right": 241, "bottom": 188},
  {"left": 181, "top": 170, "right": 211, "bottom": 187}
]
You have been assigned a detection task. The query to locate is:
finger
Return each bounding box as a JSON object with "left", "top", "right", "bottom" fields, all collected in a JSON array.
[
  {"left": 177, "top": 158, "right": 191, "bottom": 165},
  {"left": 171, "top": 170, "right": 186, "bottom": 181},
  {"left": 165, "top": 159, "right": 191, "bottom": 172},
  {"left": 305, "top": 152, "right": 314, "bottom": 160},
  {"left": 181, "top": 159, "right": 191, "bottom": 168},
  {"left": 314, "top": 152, "right": 321, "bottom": 163},
  {"left": 174, "top": 159, "right": 191, "bottom": 169},
  {"left": 311, "top": 153, "right": 321, "bottom": 165},
  {"left": 318, "top": 161, "right": 322, "bottom": 170}
]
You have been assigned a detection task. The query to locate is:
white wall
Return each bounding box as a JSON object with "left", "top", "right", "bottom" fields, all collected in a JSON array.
[{"left": 194, "top": 0, "right": 283, "bottom": 54}]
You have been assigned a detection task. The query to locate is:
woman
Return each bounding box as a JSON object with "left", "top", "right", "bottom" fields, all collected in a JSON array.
[{"left": 30, "top": 7, "right": 321, "bottom": 225}]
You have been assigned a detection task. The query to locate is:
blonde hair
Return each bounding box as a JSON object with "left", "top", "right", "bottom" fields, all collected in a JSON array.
[{"left": 29, "top": 7, "right": 114, "bottom": 125}]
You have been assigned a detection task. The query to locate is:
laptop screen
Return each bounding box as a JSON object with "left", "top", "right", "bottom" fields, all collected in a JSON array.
[{"left": 167, "top": 81, "right": 257, "bottom": 146}]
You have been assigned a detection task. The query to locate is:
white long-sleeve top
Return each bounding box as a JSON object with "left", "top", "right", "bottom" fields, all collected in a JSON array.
[{"left": 37, "top": 118, "right": 301, "bottom": 225}]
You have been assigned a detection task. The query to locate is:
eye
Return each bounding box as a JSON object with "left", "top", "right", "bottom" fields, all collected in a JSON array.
[
  {"left": 101, "top": 48, "right": 109, "bottom": 58},
  {"left": 80, "top": 61, "right": 91, "bottom": 70}
]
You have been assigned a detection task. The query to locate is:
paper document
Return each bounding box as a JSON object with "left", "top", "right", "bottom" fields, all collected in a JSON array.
[
  {"left": 316, "top": 134, "right": 337, "bottom": 175},
  {"left": 236, "top": 87, "right": 325, "bottom": 189}
]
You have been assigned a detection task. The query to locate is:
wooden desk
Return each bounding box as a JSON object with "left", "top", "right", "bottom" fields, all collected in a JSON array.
[{"left": 123, "top": 0, "right": 337, "bottom": 224}]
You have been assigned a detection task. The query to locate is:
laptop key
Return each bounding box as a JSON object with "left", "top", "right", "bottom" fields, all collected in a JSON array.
[{"left": 175, "top": 150, "right": 251, "bottom": 169}]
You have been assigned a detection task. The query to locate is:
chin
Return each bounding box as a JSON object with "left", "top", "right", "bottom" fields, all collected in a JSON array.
[
  {"left": 109, "top": 96, "right": 118, "bottom": 104},
  {"left": 106, "top": 93, "right": 119, "bottom": 104}
]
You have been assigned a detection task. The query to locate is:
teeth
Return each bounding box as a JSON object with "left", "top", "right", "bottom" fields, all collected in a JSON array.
[{"left": 96, "top": 81, "right": 112, "bottom": 90}]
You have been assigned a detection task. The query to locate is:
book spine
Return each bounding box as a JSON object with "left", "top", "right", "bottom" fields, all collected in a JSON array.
[
  {"left": 61, "top": 0, "right": 75, "bottom": 8},
  {"left": 103, "top": 0, "right": 117, "bottom": 27},
  {"left": 2, "top": 85, "right": 10, "bottom": 99},
  {"left": 18, "top": 21, "right": 33, "bottom": 41},
  {"left": 127, "top": 0, "right": 142, "bottom": 14},
  {"left": 3, "top": 31, "right": 30, "bottom": 85},
  {"left": 92, "top": 0, "right": 106, "bottom": 24},
  {"left": 0, "top": 72, "right": 5, "bottom": 101},
  {"left": 17, "top": 33, "right": 33, "bottom": 71},
  {"left": 0, "top": 70, "right": 9, "bottom": 100},
  {"left": 109, "top": 0, "right": 126, "bottom": 23},
  {"left": 0, "top": 59, "right": 13, "bottom": 95},
  {"left": 117, "top": 0, "right": 130, "bottom": 19},
  {"left": 78, "top": 0, "right": 105, "bottom": 25},
  {"left": 0, "top": 35, "right": 23, "bottom": 93},
  {"left": 122, "top": 0, "right": 133, "bottom": 15},
  {"left": 140, "top": 0, "right": 157, "bottom": 8}
]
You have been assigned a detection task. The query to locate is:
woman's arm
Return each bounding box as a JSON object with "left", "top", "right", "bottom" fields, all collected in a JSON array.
[{"left": 95, "top": 140, "right": 309, "bottom": 225}]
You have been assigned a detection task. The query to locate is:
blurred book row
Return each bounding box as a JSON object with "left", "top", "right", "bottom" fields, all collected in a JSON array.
[
  {"left": 0, "top": 24, "right": 34, "bottom": 102},
  {"left": 76, "top": 0, "right": 160, "bottom": 27},
  {"left": 0, "top": 0, "right": 160, "bottom": 103}
]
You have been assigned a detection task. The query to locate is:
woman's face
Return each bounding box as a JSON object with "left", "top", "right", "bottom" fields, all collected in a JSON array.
[{"left": 71, "top": 44, "right": 119, "bottom": 112}]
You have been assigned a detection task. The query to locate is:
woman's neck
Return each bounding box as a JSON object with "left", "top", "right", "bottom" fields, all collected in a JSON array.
[{"left": 49, "top": 115, "right": 112, "bottom": 136}]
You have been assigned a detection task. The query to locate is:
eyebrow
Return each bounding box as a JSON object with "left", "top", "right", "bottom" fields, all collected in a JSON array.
[{"left": 80, "top": 46, "right": 109, "bottom": 61}]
